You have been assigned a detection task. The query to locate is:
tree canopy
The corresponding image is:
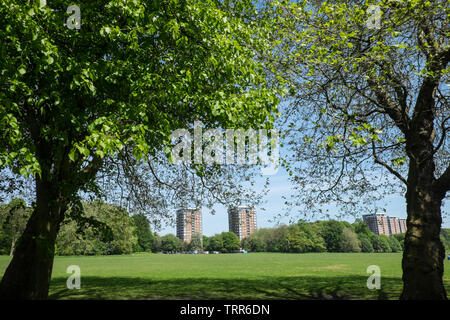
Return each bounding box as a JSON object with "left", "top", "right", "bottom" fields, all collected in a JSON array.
[
  {"left": 265, "top": 0, "right": 449, "bottom": 299},
  {"left": 0, "top": 0, "right": 279, "bottom": 299},
  {"left": 132, "top": 213, "right": 154, "bottom": 252}
]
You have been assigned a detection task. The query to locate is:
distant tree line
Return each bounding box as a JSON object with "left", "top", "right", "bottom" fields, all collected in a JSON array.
[
  {"left": 150, "top": 231, "right": 241, "bottom": 253},
  {"left": 240, "top": 220, "right": 450, "bottom": 254},
  {"left": 1, "top": 198, "right": 450, "bottom": 256}
]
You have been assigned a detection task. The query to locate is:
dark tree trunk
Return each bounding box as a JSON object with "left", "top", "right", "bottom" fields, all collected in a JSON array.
[
  {"left": 400, "top": 108, "right": 447, "bottom": 299},
  {"left": 401, "top": 178, "right": 446, "bottom": 299},
  {"left": 0, "top": 178, "right": 67, "bottom": 300}
]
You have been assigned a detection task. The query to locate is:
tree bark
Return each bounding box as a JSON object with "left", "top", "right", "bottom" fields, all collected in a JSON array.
[
  {"left": 401, "top": 181, "right": 446, "bottom": 299},
  {"left": 400, "top": 131, "right": 447, "bottom": 299},
  {"left": 9, "top": 236, "right": 15, "bottom": 257},
  {"left": 0, "top": 178, "right": 67, "bottom": 300}
]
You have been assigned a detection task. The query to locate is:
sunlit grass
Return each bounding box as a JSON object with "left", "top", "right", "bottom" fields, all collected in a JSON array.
[{"left": 1, "top": 252, "right": 449, "bottom": 299}]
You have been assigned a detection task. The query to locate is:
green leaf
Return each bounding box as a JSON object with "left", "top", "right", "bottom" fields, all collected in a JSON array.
[{"left": 68, "top": 149, "right": 77, "bottom": 162}]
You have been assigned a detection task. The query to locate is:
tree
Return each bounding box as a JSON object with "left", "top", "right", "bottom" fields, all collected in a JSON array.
[
  {"left": 151, "top": 233, "right": 162, "bottom": 253},
  {"left": 202, "top": 235, "right": 210, "bottom": 251},
  {"left": 207, "top": 234, "right": 224, "bottom": 252},
  {"left": 132, "top": 214, "right": 154, "bottom": 252},
  {"left": 440, "top": 229, "right": 450, "bottom": 251},
  {"left": 221, "top": 232, "right": 241, "bottom": 253},
  {"left": 0, "top": 235, "right": 9, "bottom": 255},
  {"left": 0, "top": 199, "right": 31, "bottom": 256},
  {"left": 388, "top": 235, "right": 403, "bottom": 253},
  {"left": 89, "top": 201, "right": 137, "bottom": 255},
  {"left": 285, "top": 226, "right": 308, "bottom": 253},
  {"left": 54, "top": 219, "right": 85, "bottom": 256},
  {"left": 179, "top": 240, "right": 188, "bottom": 253},
  {"left": 392, "top": 233, "right": 406, "bottom": 251},
  {"left": 284, "top": 221, "right": 326, "bottom": 253},
  {"left": 352, "top": 219, "right": 373, "bottom": 237},
  {"left": 359, "top": 235, "right": 374, "bottom": 253},
  {"left": 298, "top": 221, "right": 327, "bottom": 252},
  {"left": 372, "top": 235, "right": 392, "bottom": 253},
  {"left": 55, "top": 200, "right": 137, "bottom": 255},
  {"left": 315, "top": 220, "right": 345, "bottom": 252},
  {"left": 256, "top": 226, "right": 289, "bottom": 252},
  {"left": 160, "top": 234, "right": 181, "bottom": 253},
  {"left": 242, "top": 233, "right": 266, "bottom": 252},
  {"left": 0, "top": 0, "right": 278, "bottom": 298},
  {"left": 269, "top": 0, "right": 449, "bottom": 299},
  {"left": 341, "top": 227, "right": 362, "bottom": 253},
  {"left": 188, "top": 232, "right": 203, "bottom": 251}
]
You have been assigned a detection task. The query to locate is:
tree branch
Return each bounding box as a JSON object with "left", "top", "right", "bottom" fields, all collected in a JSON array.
[
  {"left": 367, "top": 78, "right": 410, "bottom": 134},
  {"left": 434, "top": 165, "right": 450, "bottom": 197},
  {"left": 79, "top": 155, "right": 103, "bottom": 184},
  {"left": 432, "top": 115, "right": 449, "bottom": 155},
  {"left": 371, "top": 140, "right": 407, "bottom": 185},
  {"left": 412, "top": 48, "right": 450, "bottom": 125}
]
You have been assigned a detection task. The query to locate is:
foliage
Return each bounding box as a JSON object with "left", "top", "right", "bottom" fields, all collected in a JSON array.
[
  {"left": 358, "top": 235, "right": 374, "bottom": 253},
  {"left": 391, "top": 233, "right": 405, "bottom": 250},
  {"left": 132, "top": 213, "right": 154, "bottom": 252},
  {"left": 241, "top": 233, "right": 266, "bottom": 252},
  {"left": 160, "top": 234, "right": 181, "bottom": 252},
  {"left": 388, "top": 235, "right": 402, "bottom": 253},
  {"left": 240, "top": 219, "right": 405, "bottom": 254},
  {"left": 188, "top": 232, "right": 203, "bottom": 251},
  {"left": 284, "top": 221, "right": 326, "bottom": 253},
  {"left": 152, "top": 233, "right": 162, "bottom": 253},
  {"left": 440, "top": 229, "right": 450, "bottom": 251},
  {"left": 0, "top": 198, "right": 31, "bottom": 255},
  {"left": 55, "top": 200, "right": 137, "bottom": 255},
  {"left": 202, "top": 235, "right": 210, "bottom": 251},
  {"left": 268, "top": 0, "right": 450, "bottom": 215},
  {"left": 315, "top": 220, "right": 345, "bottom": 252},
  {"left": 352, "top": 219, "right": 372, "bottom": 237},
  {"left": 255, "top": 226, "right": 289, "bottom": 252},
  {"left": 372, "top": 235, "right": 392, "bottom": 253},
  {"left": 207, "top": 234, "right": 224, "bottom": 252},
  {"left": 341, "top": 227, "right": 362, "bottom": 253},
  {"left": 220, "top": 232, "right": 241, "bottom": 253},
  {"left": 0, "top": 0, "right": 279, "bottom": 179}
]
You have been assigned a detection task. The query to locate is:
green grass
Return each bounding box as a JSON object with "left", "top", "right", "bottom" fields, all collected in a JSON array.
[{"left": 0, "top": 252, "right": 449, "bottom": 300}]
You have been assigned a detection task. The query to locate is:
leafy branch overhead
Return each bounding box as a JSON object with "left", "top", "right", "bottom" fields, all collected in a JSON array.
[
  {"left": 264, "top": 0, "right": 449, "bottom": 216},
  {"left": 262, "top": 0, "right": 448, "bottom": 299},
  {"left": 0, "top": 0, "right": 279, "bottom": 184},
  {"left": 0, "top": 0, "right": 280, "bottom": 299}
]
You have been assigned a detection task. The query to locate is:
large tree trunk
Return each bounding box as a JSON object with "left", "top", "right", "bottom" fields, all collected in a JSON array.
[
  {"left": 0, "top": 178, "right": 67, "bottom": 300},
  {"left": 400, "top": 127, "right": 447, "bottom": 299},
  {"left": 401, "top": 182, "right": 446, "bottom": 299}
]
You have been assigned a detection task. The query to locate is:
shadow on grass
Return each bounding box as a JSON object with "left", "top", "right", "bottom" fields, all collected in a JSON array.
[{"left": 49, "top": 275, "right": 400, "bottom": 300}]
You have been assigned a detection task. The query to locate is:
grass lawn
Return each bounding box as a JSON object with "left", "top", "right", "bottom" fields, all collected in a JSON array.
[{"left": 0, "top": 252, "right": 449, "bottom": 300}]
